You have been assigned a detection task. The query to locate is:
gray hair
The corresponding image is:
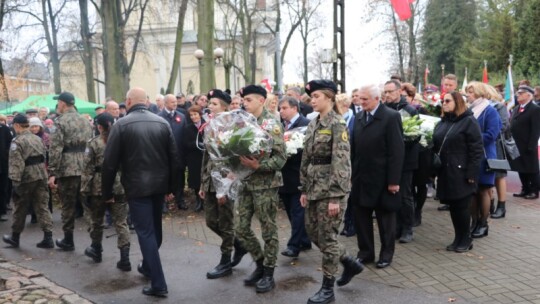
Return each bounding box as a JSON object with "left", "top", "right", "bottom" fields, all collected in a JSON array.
[
  {"left": 360, "top": 84, "right": 381, "bottom": 99},
  {"left": 279, "top": 96, "right": 300, "bottom": 111},
  {"left": 39, "top": 107, "right": 49, "bottom": 114},
  {"left": 287, "top": 86, "right": 302, "bottom": 96}
]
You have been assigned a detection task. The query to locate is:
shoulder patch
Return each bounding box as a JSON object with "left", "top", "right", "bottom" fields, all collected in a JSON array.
[
  {"left": 10, "top": 142, "right": 17, "bottom": 151},
  {"left": 318, "top": 129, "right": 332, "bottom": 135},
  {"left": 341, "top": 130, "right": 348, "bottom": 142},
  {"left": 273, "top": 125, "right": 281, "bottom": 135},
  {"left": 339, "top": 119, "right": 347, "bottom": 125}
]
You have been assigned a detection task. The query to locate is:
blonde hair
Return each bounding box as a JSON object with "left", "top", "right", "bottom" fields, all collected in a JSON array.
[
  {"left": 335, "top": 93, "right": 351, "bottom": 108},
  {"left": 466, "top": 81, "right": 488, "bottom": 99},
  {"left": 484, "top": 84, "right": 503, "bottom": 102},
  {"left": 265, "top": 93, "right": 278, "bottom": 111}
]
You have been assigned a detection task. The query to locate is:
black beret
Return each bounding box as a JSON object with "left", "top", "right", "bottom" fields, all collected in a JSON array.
[
  {"left": 25, "top": 108, "right": 38, "bottom": 114},
  {"left": 305, "top": 79, "right": 338, "bottom": 97},
  {"left": 96, "top": 112, "right": 115, "bottom": 127},
  {"left": 207, "top": 89, "right": 231, "bottom": 104},
  {"left": 517, "top": 85, "right": 534, "bottom": 95},
  {"left": 95, "top": 106, "right": 104, "bottom": 111},
  {"left": 239, "top": 85, "right": 267, "bottom": 99},
  {"left": 53, "top": 92, "right": 75, "bottom": 105},
  {"left": 12, "top": 114, "right": 29, "bottom": 124}
]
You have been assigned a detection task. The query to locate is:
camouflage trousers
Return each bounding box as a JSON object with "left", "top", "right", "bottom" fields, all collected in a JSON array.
[
  {"left": 86, "top": 195, "right": 130, "bottom": 249},
  {"left": 236, "top": 188, "right": 279, "bottom": 267},
  {"left": 11, "top": 180, "right": 53, "bottom": 234},
  {"left": 204, "top": 192, "right": 235, "bottom": 255},
  {"left": 57, "top": 176, "right": 81, "bottom": 233},
  {"left": 305, "top": 196, "right": 347, "bottom": 278}
]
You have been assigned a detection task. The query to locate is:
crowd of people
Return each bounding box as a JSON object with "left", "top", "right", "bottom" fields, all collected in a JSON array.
[{"left": 0, "top": 74, "right": 539, "bottom": 303}]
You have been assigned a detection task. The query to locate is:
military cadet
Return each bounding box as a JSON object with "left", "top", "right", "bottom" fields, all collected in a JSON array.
[
  {"left": 299, "top": 80, "right": 364, "bottom": 304},
  {"left": 81, "top": 113, "right": 131, "bottom": 270},
  {"left": 48, "top": 92, "right": 92, "bottom": 251},
  {"left": 236, "top": 85, "right": 286, "bottom": 293},
  {"left": 199, "top": 89, "right": 237, "bottom": 279},
  {"left": 3, "top": 114, "right": 54, "bottom": 248}
]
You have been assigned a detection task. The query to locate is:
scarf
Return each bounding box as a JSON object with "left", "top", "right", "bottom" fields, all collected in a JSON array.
[{"left": 469, "top": 98, "right": 490, "bottom": 119}]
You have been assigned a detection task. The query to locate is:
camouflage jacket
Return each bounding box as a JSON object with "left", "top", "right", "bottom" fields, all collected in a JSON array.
[
  {"left": 300, "top": 110, "right": 351, "bottom": 200},
  {"left": 81, "top": 135, "right": 124, "bottom": 196},
  {"left": 200, "top": 150, "right": 216, "bottom": 193},
  {"left": 9, "top": 130, "right": 48, "bottom": 185},
  {"left": 48, "top": 108, "right": 92, "bottom": 177},
  {"left": 243, "top": 108, "right": 286, "bottom": 191}
]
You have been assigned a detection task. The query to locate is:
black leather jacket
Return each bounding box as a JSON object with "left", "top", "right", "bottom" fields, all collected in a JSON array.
[{"left": 102, "top": 104, "right": 179, "bottom": 200}]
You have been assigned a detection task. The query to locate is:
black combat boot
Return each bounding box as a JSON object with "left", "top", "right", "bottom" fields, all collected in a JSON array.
[
  {"left": 117, "top": 246, "right": 132, "bottom": 271},
  {"left": 55, "top": 232, "right": 75, "bottom": 251},
  {"left": 36, "top": 231, "right": 54, "bottom": 249},
  {"left": 308, "top": 276, "right": 335, "bottom": 304},
  {"left": 255, "top": 266, "right": 275, "bottom": 293},
  {"left": 491, "top": 201, "right": 506, "bottom": 219},
  {"left": 194, "top": 196, "right": 204, "bottom": 212},
  {"left": 231, "top": 238, "right": 247, "bottom": 267},
  {"left": 84, "top": 242, "right": 103, "bottom": 263},
  {"left": 207, "top": 254, "right": 232, "bottom": 279},
  {"left": 336, "top": 256, "right": 364, "bottom": 286},
  {"left": 3, "top": 232, "right": 20, "bottom": 248},
  {"left": 244, "top": 258, "right": 264, "bottom": 286}
]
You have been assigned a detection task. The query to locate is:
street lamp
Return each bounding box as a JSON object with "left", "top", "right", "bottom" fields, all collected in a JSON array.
[
  {"left": 194, "top": 49, "right": 205, "bottom": 65},
  {"left": 214, "top": 47, "right": 224, "bottom": 64}
]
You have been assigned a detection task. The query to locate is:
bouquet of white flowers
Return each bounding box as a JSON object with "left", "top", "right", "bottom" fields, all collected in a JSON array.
[
  {"left": 203, "top": 110, "right": 274, "bottom": 199},
  {"left": 284, "top": 126, "right": 307, "bottom": 157}
]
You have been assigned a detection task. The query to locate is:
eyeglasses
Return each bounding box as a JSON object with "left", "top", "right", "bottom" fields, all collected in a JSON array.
[{"left": 442, "top": 99, "right": 453, "bottom": 104}]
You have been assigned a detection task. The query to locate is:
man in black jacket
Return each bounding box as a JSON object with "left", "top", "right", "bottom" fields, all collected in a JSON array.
[
  {"left": 384, "top": 80, "right": 419, "bottom": 243},
  {"left": 351, "top": 84, "right": 404, "bottom": 269},
  {"left": 102, "top": 87, "right": 178, "bottom": 297},
  {"left": 0, "top": 121, "right": 13, "bottom": 221},
  {"left": 286, "top": 87, "right": 313, "bottom": 118},
  {"left": 278, "top": 97, "right": 312, "bottom": 258},
  {"left": 159, "top": 94, "right": 188, "bottom": 210}
]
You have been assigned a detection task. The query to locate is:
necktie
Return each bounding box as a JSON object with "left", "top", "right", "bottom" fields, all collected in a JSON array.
[
  {"left": 366, "top": 113, "right": 372, "bottom": 123},
  {"left": 519, "top": 107, "right": 524, "bottom": 113},
  {"left": 356, "top": 106, "right": 361, "bottom": 113},
  {"left": 170, "top": 111, "right": 175, "bottom": 118},
  {"left": 285, "top": 121, "right": 290, "bottom": 131}
]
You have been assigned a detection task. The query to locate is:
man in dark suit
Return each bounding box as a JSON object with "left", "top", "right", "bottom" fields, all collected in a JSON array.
[
  {"left": 159, "top": 94, "right": 188, "bottom": 210},
  {"left": 350, "top": 88, "right": 362, "bottom": 116},
  {"left": 286, "top": 87, "right": 313, "bottom": 118},
  {"left": 102, "top": 87, "right": 178, "bottom": 297},
  {"left": 510, "top": 85, "right": 540, "bottom": 199},
  {"left": 350, "top": 84, "right": 404, "bottom": 269},
  {"left": 277, "top": 97, "right": 312, "bottom": 258}
]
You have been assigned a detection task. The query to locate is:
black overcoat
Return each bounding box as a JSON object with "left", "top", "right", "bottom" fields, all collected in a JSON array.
[
  {"left": 181, "top": 120, "right": 205, "bottom": 190},
  {"left": 279, "top": 115, "right": 310, "bottom": 194},
  {"left": 509, "top": 102, "right": 540, "bottom": 173}
]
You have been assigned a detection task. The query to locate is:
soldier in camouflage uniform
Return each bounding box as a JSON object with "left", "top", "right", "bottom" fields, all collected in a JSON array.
[
  {"left": 48, "top": 92, "right": 92, "bottom": 251},
  {"left": 299, "top": 80, "right": 364, "bottom": 304},
  {"left": 199, "top": 89, "right": 238, "bottom": 279},
  {"left": 2, "top": 114, "right": 54, "bottom": 248},
  {"left": 81, "top": 113, "right": 131, "bottom": 271},
  {"left": 236, "top": 85, "right": 286, "bottom": 293}
]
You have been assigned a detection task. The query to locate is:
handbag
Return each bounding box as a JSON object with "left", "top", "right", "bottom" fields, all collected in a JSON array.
[
  {"left": 502, "top": 136, "right": 520, "bottom": 160},
  {"left": 432, "top": 124, "right": 455, "bottom": 170}
]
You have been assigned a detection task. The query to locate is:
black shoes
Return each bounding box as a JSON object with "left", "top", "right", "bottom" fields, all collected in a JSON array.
[
  {"left": 308, "top": 276, "right": 335, "bottom": 304},
  {"left": 255, "top": 266, "right": 275, "bottom": 293},
  {"left": 356, "top": 256, "right": 375, "bottom": 264},
  {"left": 3, "top": 233, "right": 20, "bottom": 248},
  {"left": 194, "top": 197, "right": 204, "bottom": 212},
  {"left": 36, "top": 231, "right": 54, "bottom": 249},
  {"left": 491, "top": 202, "right": 506, "bottom": 219},
  {"left": 376, "top": 260, "right": 391, "bottom": 269},
  {"left": 142, "top": 286, "right": 168, "bottom": 297},
  {"left": 177, "top": 198, "right": 188, "bottom": 210},
  {"left": 231, "top": 238, "right": 247, "bottom": 267},
  {"left": 399, "top": 231, "right": 413, "bottom": 243},
  {"left": 471, "top": 223, "right": 489, "bottom": 238},
  {"left": 437, "top": 204, "right": 450, "bottom": 211},
  {"left": 524, "top": 193, "right": 539, "bottom": 200},
  {"left": 336, "top": 256, "right": 364, "bottom": 286},
  {"left": 55, "top": 232, "right": 75, "bottom": 251},
  {"left": 513, "top": 191, "right": 527, "bottom": 197},
  {"left": 84, "top": 243, "right": 103, "bottom": 263},
  {"left": 117, "top": 246, "right": 132, "bottom": 271},
  {"left": 455, "top": 242, "right": 473, "bottom": 253},
  {"left": 138, "top": 263, "right": 151, "bottom": 278},
  {"left": 244, "top": 259, "right": 264, "bottom": 286},
  {"left": 281, "top": 248, "right": 299, "bottom": 258},
  {"left": 207, "top": 254, "right": 233, "bottom": 279}
]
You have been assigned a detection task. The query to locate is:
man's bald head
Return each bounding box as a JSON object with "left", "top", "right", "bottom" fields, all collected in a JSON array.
[
  {"left": 126, "top": 87, "right": 147, "bottom": 110},
  {"left": 105, "top": 101, "right": 120, "bottom": 118},
  {"left": 164, "top": 94, "right": 177, "bottom": 111}
]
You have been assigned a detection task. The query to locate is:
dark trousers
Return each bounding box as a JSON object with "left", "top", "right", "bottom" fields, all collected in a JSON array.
[
  {"left": 442, "top": 196, "right": 472, "bottom": 247},
  {"left": 129, "top": 195, "right": 167, "bottom": 290},
  {"left": 0, "top": 169, "right": 9, "bottom": 215},
  {"left": 354, "top": 205, "right": 396, "bottom": 262},
  {"left": 518, "top": 172, "right": 540, "bottom": 194},
  {"left": 280, "top": 192, "right": 311, "bottom": 251},
  {"left": 397, "top": 171, "right": 415, "bottom": 234},
  {"left": 342, "top": 196, "right": 356, "bottom": 234},
  {"left": 176, "top": 167, "right": 186, "bottom": 203}
]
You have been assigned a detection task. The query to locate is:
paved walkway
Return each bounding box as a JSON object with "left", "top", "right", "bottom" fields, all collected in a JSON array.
[{"left": 1, "top": 175, "right": 540, "bottom": 303}]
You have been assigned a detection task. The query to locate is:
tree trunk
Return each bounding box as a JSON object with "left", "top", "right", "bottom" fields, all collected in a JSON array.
[
  {"left": 42, "top": 0, "right": 62, "bottom": 93},
  {"left": 78, "top": 0, "right": 96, "bottom": 103},
  {"left": 0, "top": 0, "right": 9, "bottom": 101},
  {"left": 250, "top": 31, "right": 257, "bottom": 85},
  {"left": 197, "top": 0, "right": 215, "bottom": 93},
  {"left": 406, "top": 4, "right": 418, "bottom": 83},
  {"left": 100, "top": 0, "right": 126, "bottom": 102},
  {"left": 240, "top": 0, "right": 252, "bottom": 84},
  {"left": 303, "top": 37, "right": 308, "bottom": 85},
  {"left": 391, "top": 10, "right": 405, "bottom": 80},
  {"left": 166, "top": 0, "right": 189, "bottom": 94}
]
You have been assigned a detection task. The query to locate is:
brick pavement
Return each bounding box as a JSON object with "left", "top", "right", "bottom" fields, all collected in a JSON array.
[{"left": 172, "top": 195, "right": 540, "bottom": 304}]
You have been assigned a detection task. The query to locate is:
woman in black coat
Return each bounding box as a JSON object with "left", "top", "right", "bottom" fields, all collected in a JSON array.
[
  {"left": 432, "top": 91, "right": 483, "bottom": 253},
  {"left": 182, "top": 105, "right": 205, "bottom": 212}
]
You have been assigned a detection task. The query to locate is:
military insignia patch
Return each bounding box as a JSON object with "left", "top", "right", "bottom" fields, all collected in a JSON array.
[
  {"left": 10, "top": 143, "right": 17, "bottom": 151},
  {"left": 341, "top": 130, "right": 348, "bottom": 142},
  {"left": 273, "top": 125, "right": 281, "bottom": 135},
  {"left": 318, "top": 129, "right": 332, "bottom": 135}
]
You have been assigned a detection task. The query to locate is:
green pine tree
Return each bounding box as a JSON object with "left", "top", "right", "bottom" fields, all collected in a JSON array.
[{"left": 515, "top": 0, "right": 540, "bottom": 78}]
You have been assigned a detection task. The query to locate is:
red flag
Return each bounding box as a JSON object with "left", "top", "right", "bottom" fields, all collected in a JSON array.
[
  {"left": 260, "top": 79, "right": 272, "bottom": 92},
  {"left": 482, "top": 66, "right": 488, "bottom": 83},
  {"left": 391, "top": 0, "right": 414, "bottom": 21}
]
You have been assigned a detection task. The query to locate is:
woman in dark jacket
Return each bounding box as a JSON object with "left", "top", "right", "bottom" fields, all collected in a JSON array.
[
  {"left": 182, "top": 105, "right": 205, "bottom": 212},
  {"left": 433, "top": 91, "right": 483, "bottom": 252}
]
